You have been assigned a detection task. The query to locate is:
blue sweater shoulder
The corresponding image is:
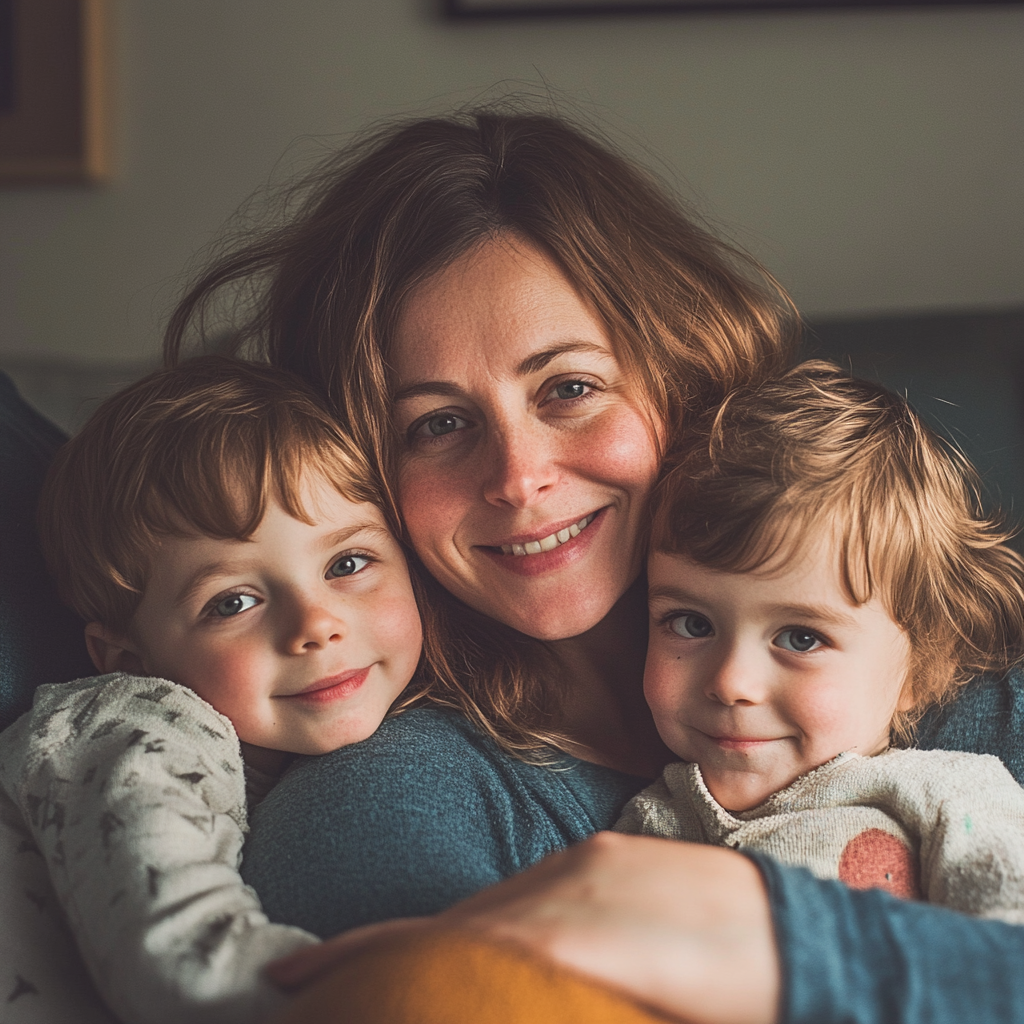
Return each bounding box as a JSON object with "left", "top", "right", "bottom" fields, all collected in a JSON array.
[
  {"left": 242, "top": 707, "right": 647, "bottom": 937},
  {"left": 915, "top": 666, "right": 1024, "bottom": 783}
]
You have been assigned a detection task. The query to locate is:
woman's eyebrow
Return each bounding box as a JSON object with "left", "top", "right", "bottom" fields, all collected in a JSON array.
[
  {"left": 392, "top": 380, "right": 466, "bottom": 403},
  {"left": 392, "top": 341, "right": 610, "bottom": 403},
  {"left": 514, "top": 340, "right": 609, "bottom": 376}
]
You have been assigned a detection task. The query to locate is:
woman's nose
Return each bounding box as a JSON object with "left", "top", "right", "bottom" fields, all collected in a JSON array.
[
  {"left": 481, "top": 420, "right": 560, "bottom": 509},
  {"left": 284, "top": 596, "right": 345, "bottom": 654}
]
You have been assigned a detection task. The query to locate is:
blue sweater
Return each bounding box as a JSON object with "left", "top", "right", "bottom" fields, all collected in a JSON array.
[
  {"left": 242, "top": 708, "right": 648, "bottom": 935},
  {"left": 243, "top": 671, "right": 1024, "bottom": 1024}
]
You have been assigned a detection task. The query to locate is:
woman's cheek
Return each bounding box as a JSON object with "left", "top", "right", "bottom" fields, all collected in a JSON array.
[
  {"left": 575, "top": 404, "right": 661, "bottom": 489},
  {"left": 397, "top": 460, "right": 470, "bottom": 560}
]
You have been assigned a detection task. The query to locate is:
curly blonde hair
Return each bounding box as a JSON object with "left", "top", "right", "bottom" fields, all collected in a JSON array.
[
  {"left": 651, "top": 360, "right": 1024, "bottom": 743},
  {"left": 38, "top": 357, "right": 382, "bottom": 633}
]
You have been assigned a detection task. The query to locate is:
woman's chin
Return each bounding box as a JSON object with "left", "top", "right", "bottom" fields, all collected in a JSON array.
[{"left": 461, "top": 581, "right": 624, "bottom": 641}]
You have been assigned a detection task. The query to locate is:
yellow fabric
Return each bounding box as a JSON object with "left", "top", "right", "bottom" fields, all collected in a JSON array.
[{"left": 272, "top": 928, "right": 670, "bottom": 1024}]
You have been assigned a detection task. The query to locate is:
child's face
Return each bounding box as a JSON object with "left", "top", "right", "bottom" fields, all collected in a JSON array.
[
  {"left": 645, "top": 537, "right": 912, "bottom": 812},
  {"left": 104, "top": 474, "right": 422, "bottom": 756}
]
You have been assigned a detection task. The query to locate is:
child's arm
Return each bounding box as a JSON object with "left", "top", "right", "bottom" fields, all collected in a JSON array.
[
  {"left": 0, "top": 673, "right": 319, "bottom": 1024},
  {"left": 896, "top": 750, "right": 1024, "bottom": 922}
]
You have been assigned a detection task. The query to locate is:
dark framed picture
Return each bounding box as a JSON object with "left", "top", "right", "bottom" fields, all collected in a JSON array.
[
  {"left": 0, "top": 0, "right": 109, "bottom": 183},
  {"left": 448, "top": 0, "right": 1020, "bottom": 18}
]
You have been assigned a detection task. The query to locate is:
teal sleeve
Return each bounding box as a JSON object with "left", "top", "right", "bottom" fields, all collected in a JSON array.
[
  {"left": 916, "top": 666, "right": 1024, "bottom": 783},
  {"left": 752, "top": 852, "right": 1024, "bottom": 1024}
]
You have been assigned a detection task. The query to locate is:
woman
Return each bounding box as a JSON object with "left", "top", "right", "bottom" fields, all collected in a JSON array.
[{"left": 164, "top": 109, "right": 1024, "bottom": 1022}]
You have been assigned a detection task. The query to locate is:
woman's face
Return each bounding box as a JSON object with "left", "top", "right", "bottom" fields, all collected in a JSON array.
[{"left": 391, "top": 235, "right": 662, "bottom": 640}]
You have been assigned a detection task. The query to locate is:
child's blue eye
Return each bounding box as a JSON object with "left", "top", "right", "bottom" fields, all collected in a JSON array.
[
  {"left": 212, "top": 594, "right": 259, "bottom": 618},
  {"left": 328, "top": 554, "right": 370, "bottom": 579},
  {"left": 775, "top": 629, "right": 822, "bottom": 653},
  {"left": 670, "top": 613, "right": 714, "bottom": 638}
]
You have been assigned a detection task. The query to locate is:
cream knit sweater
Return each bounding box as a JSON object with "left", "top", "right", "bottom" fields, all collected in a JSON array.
[
  {"left": 615, "top": 748, "right": 1024, "bottom": 920},
  {"left": 0, "top": 673, "right": 318, "bottom": 1024}
]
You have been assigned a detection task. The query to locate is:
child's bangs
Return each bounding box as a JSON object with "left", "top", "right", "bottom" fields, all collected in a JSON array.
[
  {"left": 658, "top": 482, "right": 880, "bottom": 609},
  {"left": 136, "top": 417, "right": 379, "bottom": 544}
]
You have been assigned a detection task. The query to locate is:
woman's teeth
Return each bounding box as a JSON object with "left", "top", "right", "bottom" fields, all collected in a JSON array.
[{"left": 500, "top": 513, "right": 597, "bottom": 556}]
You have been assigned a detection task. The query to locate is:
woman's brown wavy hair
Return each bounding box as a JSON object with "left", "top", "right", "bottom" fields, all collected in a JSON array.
[
  {"left": 651, "top": 361, "right": 1024, "bottom": 745},
  {"left": 164, "top": 105, "right": 801, "bottom": 757}
]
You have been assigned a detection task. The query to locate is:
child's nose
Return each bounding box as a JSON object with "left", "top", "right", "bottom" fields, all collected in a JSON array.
[
  {"left": 287, "top": 599, "right": 345, "bottom": 654},
  {"left": 704, "top": 649, "right": 765, "bottom": 706}
]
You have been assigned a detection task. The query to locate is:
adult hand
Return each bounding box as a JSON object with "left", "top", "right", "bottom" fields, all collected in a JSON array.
[{"left": 268, "top": 832, "right": 780, "bottom": 1024}]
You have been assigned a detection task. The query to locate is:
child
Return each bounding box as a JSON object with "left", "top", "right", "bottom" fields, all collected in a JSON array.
[
  {"left": 616, "top": 361, "right": 1024, "bottom": 918},
  {"left": 0, "top": 357, "right": 427, "bottom": 1023}
]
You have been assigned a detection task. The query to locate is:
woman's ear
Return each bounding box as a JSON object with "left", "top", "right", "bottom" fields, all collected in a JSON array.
[{"left": 84, "top": 623, "right": 147, "bottom": 676}]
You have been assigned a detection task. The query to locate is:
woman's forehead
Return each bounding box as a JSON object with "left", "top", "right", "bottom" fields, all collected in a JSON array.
[{"left": 390, "top": 235, "right": 617, "bottom": 389}]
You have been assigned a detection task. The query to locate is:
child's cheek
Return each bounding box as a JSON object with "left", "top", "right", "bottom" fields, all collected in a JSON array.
[
  {"left": 643, "top": 642, "right": 688, "bottom": 727},
  {"left": 365, "top": 583, "right": 424, "bottom": 674},
  {"left": 781, "top": 682, "right": 854, "bottom": 746},
  {"left": 181, "top": 637, "right": 271, "bottom": 729}
]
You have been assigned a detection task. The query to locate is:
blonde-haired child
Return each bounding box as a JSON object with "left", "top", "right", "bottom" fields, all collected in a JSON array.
[
  {"left": 0, "top": 357, "right": 427, "bottom": 1023},
  {"left": 617, "top": 361, "right": 1024, "bottom": 916}
]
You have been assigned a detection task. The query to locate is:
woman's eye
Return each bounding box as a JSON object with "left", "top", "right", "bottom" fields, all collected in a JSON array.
[
  {"left": 775, "top": 629, "right": 823, "bottom": 653},
  {"left": 552, "top": 380, "right": 590, "bottom": 401},
  {"left": 210, "top": 593, "right": 259, "bottom": 618},
  {"left": 413, "top": 413, "right": 468, "bottom": 439},
  {"left": 328, "top": 554, "right": 370, "bottom": 579},
  {"left": 669, "top": 613, "right": 714, "bottom": 639}
]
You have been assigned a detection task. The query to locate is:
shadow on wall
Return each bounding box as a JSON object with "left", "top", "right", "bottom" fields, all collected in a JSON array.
[
  {"left": 805, "top": 308, "right": 1024, "bottom": 549},
  {"left": 0, "top": 355, "right": 158, "bottom": 435}
]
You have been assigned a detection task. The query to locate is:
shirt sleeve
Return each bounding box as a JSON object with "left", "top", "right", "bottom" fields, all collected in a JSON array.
[
  {"left": 916, "top": 667, "right": 1024, "bottom": 784},
  {"left": 0, "top": 674, "right": 318, "bottom": 1024},
  {"left": 753, "top": 850, "right": 1024, "bottom": 1024}
]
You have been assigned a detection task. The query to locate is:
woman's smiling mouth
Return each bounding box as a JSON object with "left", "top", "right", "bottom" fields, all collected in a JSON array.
[
  {"left": 475, "top": 509, "right": 607, "bottom": 578},
  {"left": 498, "top": 512, "right": 598, "bottom": 556}
]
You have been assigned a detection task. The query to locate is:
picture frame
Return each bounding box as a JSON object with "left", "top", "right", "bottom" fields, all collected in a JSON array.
[
  {"left": 0, "top": 0, "right": 109, "bottom": 183},
  {"left": 447, "top": 0, "right": 1020, "bottom": 19}
]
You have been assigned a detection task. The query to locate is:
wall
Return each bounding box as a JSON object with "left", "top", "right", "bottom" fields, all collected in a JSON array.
[{"left": 0, "top": 0, "right": 1021, "bottom": 364}]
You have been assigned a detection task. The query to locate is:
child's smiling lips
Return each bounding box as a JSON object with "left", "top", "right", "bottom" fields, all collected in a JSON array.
[
  {"left": 281, "top": 667, "right": 371, "bottom": 704},
  {"left": 711, "top": 736, "right": 778, "bottom": 751},
  {"left": 690, "top": 727, "right": 787, "bottom": 752}
]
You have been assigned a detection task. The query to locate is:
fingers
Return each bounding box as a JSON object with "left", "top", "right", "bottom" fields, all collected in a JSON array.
[{"left": 265, "top": 917, "right": 431, "bottom": 990}]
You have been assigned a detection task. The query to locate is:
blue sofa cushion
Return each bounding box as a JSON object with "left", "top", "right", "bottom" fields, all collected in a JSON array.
[{"left": 0, "top": 371, "right": 93, "bottom": 730}]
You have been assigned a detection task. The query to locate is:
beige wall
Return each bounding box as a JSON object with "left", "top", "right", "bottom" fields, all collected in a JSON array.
[{"left": 0, "top": 0, "right": 1021, "bottom": 363}]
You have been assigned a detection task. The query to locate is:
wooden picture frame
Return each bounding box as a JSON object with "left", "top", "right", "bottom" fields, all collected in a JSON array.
[
  {"left": 447, "top": 0, "right": 1020, "bottom": 18},
  {"left": 0, "top": 0, "right": 109, "bottom": 183}
]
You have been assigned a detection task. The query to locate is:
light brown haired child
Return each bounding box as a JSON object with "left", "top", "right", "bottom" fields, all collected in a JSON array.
[
  {"left": 0, "top": 357, "right": 426, "bottom": 1023},
  {"left": 617, "top": 360, "right": 1024, "bottom": 916}
]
